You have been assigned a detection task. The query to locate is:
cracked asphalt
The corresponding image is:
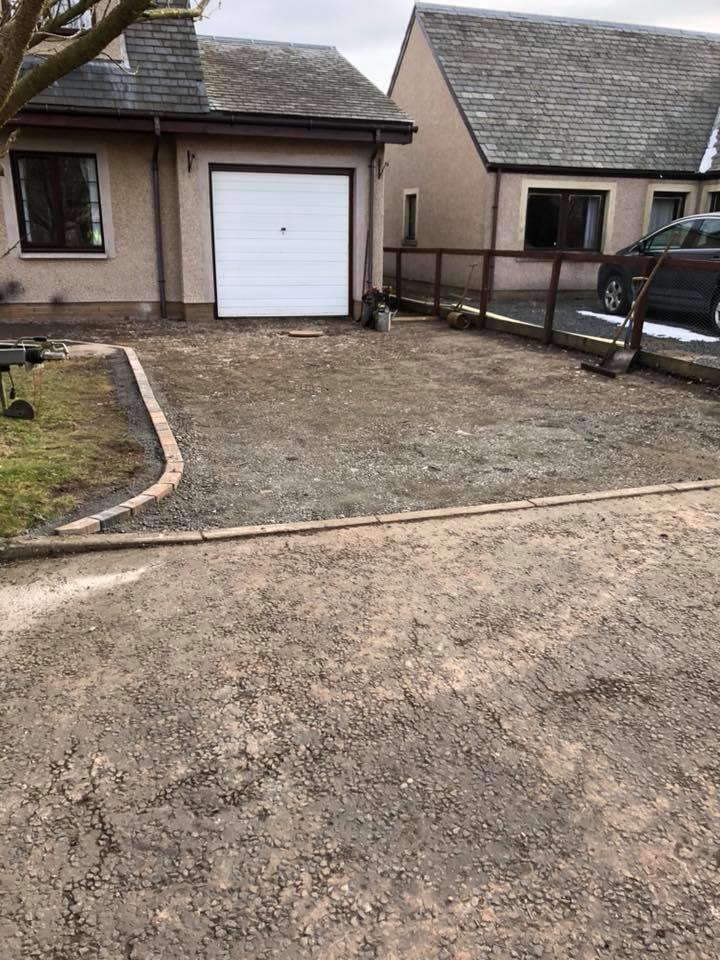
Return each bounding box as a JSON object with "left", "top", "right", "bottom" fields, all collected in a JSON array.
[{"left": 2, "top": 489, "right": 720, "bottom": 958}]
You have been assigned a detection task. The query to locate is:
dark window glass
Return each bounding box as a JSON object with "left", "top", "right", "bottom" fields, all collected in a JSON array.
[
  {"left": 644, "top": 222, "right": 692, "bottom": 252},
  {"left": 525, "top": 192, "right": 561, "bottom": 249},
  {"left": 708, "top": 192, "right": 720, "bottom": 213},
  {"left": 524, "top": 190, "right": 605, "bottom": 251},
  {"left": 648, "top": 192, "right": 685, "bottom": 233},
  {"left": 12, "top": 152, "right": 104, "bottom": 252},
  {"left": 404, "top": 193, "right": 417, "bottom": 242},
  {"left": 684, "top": 217, "right": 720, "bottom": 249}
]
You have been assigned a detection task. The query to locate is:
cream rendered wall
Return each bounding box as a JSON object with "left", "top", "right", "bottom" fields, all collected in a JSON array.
[
  {"left": 494, "top": 173, "right": 705, "bottom": 292},
  {"left": 0, "top": 128, "right": 178, "bottom": 316},
  {"left": 384, "top": 18, "right": 492, "bottom": 287},
  {"left": 174, "top": 135, "right": 383, "bottom": 315}
]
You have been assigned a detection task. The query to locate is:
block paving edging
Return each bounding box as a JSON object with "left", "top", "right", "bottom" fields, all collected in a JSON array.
[
  {"left": 54, "top": 347, "right": 183, "bottom": 536},
  {"left": 2, "top": 479, "right": 719, "bottom": 562}
]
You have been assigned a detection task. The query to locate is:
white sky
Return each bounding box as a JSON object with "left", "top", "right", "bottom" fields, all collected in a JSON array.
[{"left": 197, "top": 0, "right": 720, "bottom": 92}]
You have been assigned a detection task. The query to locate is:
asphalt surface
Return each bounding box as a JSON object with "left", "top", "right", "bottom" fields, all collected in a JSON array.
[{"left": 2, "top": 489, "right": 720, "bottom": 958}]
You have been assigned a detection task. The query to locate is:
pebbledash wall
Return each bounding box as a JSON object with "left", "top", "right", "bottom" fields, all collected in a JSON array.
[
  {"left": 383, "top": 15, "right": 720, "bottom": 293},
  {"left": 0, "top": 128, "right": 384, "bottom": 321}
]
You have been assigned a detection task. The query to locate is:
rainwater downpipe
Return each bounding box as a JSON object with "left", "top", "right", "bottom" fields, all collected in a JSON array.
[
  {"left": 151, "top": 116, "right": 168, "bottom": 321},
  {"left": 366, "top": 131, "right": 381, "bottom": 293},
  {"left": 488, "top": 167, "right": 502, "bottom": 295}
]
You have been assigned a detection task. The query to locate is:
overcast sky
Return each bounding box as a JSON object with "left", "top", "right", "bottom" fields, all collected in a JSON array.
[{"left": 197, "top": 1, "right": 720, "bottom": 92}]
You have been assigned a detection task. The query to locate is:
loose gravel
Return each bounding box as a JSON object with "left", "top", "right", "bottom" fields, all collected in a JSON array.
[
  {"left": 2, "top": 490, "right": 720, "bottom": 958},
  {"left": 108, "top": 319, "right": 720, "bottom": 532}
]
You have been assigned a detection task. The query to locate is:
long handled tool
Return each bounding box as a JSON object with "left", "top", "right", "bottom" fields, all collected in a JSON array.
[
  {"left": 447, "top": 262, "right": 479, "bottom": 329},
  {"left": 581, "top": 241, "right": 673, "bottom": 378}
]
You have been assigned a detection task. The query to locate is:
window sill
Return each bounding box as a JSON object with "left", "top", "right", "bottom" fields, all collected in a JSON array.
[
  {"left": 20, "top": 251, "right": 108, "bottom": 260},
  {"left": 402, "top": 238, "right": 418, "bottom": 247}
]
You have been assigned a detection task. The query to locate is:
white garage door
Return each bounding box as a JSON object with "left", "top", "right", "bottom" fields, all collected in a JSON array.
[{"left": 211, "top": 169, "right": 350, "bottom": 318}]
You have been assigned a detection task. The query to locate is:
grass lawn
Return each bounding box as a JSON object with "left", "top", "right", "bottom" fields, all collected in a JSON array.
[{"left": 0, "top": 356, "right": 143, "bottom": 537}]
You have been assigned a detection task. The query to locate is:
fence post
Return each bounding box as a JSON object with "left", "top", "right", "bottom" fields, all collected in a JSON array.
[
  {"left": 630, "top": 257, "right": 653, "bottom": 350},
  {"left": 433, "top": 251, "right": 443, "bottom": 315},
  {"left": 543, "top": 253, "right": 563, "bottom": 345},
  {"left": 478, "top": 251, "right": 491, "bottom": 327},
  {"left": 395, "top": 250, "right": 403, "bottom": 309}
]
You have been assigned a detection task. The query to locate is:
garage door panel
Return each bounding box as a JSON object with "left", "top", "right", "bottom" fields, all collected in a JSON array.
[{"left": 212, "top": 169, "right": 350, "bottom": 318}]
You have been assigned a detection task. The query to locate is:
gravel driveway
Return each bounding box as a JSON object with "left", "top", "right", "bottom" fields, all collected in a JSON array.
[{"left": 2, "top": 489, "right": 720, "bottom": 958}]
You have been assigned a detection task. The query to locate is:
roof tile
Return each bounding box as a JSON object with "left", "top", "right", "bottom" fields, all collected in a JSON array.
[{"left": 416, "top": 3, "right": 720, "bottom": 173}]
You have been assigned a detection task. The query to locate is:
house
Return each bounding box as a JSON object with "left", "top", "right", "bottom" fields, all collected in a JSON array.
[
  {"left": 384, "top": 4, "right": 720, "bottom": 293},
  {"left": 0, "top": 15, "right": 414, "bottom": 322}
]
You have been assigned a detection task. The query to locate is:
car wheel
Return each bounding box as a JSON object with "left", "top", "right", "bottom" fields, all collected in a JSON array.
[
  {"left": 709, "top": 291, "right": 720, "bottom": 335},
  {"left": 602, "top": 274, "right": 630, "bottom": 316}
]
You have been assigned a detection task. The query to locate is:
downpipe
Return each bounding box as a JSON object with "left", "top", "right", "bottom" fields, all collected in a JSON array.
[{"left": 152, "top": 116, "right": 168, "bottom": 321}]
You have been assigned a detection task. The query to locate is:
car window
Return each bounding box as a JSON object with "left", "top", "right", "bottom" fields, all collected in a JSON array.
[
  {"left": 644, "top": 222, "right": 692, "bottom": 252},
  {"left": 684, "top": 217, "right": 720, "bottom": 249}
]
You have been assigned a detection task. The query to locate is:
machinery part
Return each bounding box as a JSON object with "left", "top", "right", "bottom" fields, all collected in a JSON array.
[
  {"left": 3, "top": 398, "right": 34, "bottom": 420},
  {"left": 447, "top": 262, "right": 479, "bottom": 329}
]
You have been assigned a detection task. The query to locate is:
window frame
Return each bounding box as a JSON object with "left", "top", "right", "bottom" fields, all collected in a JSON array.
[
  {"left": 707, "top": 192, "right": 720, "bottom": 213},
  {"left": 403, "top": 189, "right": 418, "bottom": 245},
  {"left": 51, "top": 0, "right": 95, "bottom": 35},
  {"left": 648, "top": 191, "right": 686, "bottom": 231},
  {"left": 523, "top": 188, "right": 606, "bottom": 252},
  {"left": 11, "top": 150, "right": 106, "bottom": 254}
]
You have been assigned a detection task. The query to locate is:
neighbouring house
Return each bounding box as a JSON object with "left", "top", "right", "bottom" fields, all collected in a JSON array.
[
  {"left": 384, "top": 4, "right": 720, "bottom": 293},
  {"left": 0, "top": 15, "right": 414, "bottom": 322}
]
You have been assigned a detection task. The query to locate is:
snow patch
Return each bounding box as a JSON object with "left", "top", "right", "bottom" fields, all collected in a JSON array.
[
  {"left": 576, "top": 310, "right": 720, "bottom": 344},
  {"left": 700, "top": 108, "right": 720, "bottom": 173}
]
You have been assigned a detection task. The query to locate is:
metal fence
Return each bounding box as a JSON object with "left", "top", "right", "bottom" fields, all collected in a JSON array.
[{"left": 382, "top": 246, "right": 720, "bottom": 366}]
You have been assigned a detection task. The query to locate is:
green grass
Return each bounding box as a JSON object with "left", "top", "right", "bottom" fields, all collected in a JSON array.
[{"left": 0, "top": 356, "right": 143, "bottom": 538}]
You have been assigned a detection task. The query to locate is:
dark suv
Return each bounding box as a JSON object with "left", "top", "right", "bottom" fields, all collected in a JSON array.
[{"left": 597, "top": 214, "right": 720, "bottom": 332}]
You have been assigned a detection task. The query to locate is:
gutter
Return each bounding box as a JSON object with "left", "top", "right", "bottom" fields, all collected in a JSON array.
[
  {"left": 151, "top": 116, "right": 168, "bottom": 321},
  {"left": 14, "top": 107, "right": 416, "bottom": 139}
]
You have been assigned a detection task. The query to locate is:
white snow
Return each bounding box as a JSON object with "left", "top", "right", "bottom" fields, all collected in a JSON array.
[
  {"left": 700, "top": 109, "right": 720, "bottom": 173},
  {"left": 576, "top": 310, "right": 720, "bottom": 344}
]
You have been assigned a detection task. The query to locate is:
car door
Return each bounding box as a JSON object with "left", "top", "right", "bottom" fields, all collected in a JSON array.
[
  {"left": 668, "top": 217, "right": 720, "bottom": 317},
  {"left": 640, "top": 219, "right": 694, "bottom": 312}
]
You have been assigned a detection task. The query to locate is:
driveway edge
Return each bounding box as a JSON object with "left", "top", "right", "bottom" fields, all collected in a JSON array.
[
  {"left": 3, "top": 480, "right": 719, "bottom": 562},
  {"left": 54, "top": 346, "right": 184, "bottom": 536}
]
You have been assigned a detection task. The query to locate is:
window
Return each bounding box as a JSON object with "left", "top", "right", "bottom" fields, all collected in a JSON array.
[
  {"left": 683, "top": 217, "right": 720, "bottom": 250},
  {"left": 51, "top": 0, "right": 94, "bottom": 33},
  {"left": 643, "top": 221, "right": 692, "bottom": 252},
  {"left": 707, "top": 192, "right": 720, "bottom": 213},
  {"left": 524, "top": 189, "right": 605, "bottom": 251},
  {"left": 11, "top": 152, "right": 104, "bottom": 253},
  {"left": 647, "top": 192, "right": 686, "bottom": 233},
  {"left": 403, "top": 191, "right": 417, "bottom": 244}
]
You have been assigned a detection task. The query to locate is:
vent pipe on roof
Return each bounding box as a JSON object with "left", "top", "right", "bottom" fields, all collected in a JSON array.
[{"left": 151, "top": 116, "right": 168, "bottom": 321}]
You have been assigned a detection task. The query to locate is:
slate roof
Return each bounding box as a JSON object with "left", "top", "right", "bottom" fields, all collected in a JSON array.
[
  {"left": 21, "top": 19, "right": 412, "bottom": 130},
  {"left": 414, "top": 4, "right": 720, "bottom": 174},
  {"left": 199, "top": 36, "right": 412, "bottom": 125},
  {"left": 23, "top": 17, "right": 208, "bottom": 116}
]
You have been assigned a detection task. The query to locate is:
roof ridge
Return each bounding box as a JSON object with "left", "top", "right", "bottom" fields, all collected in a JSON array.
[
  {"left": 415, "top": 3, "right": 720, "bottom": 43},
  {"left": 199, "top": 34, "right": 337, "bottom": 52}
]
